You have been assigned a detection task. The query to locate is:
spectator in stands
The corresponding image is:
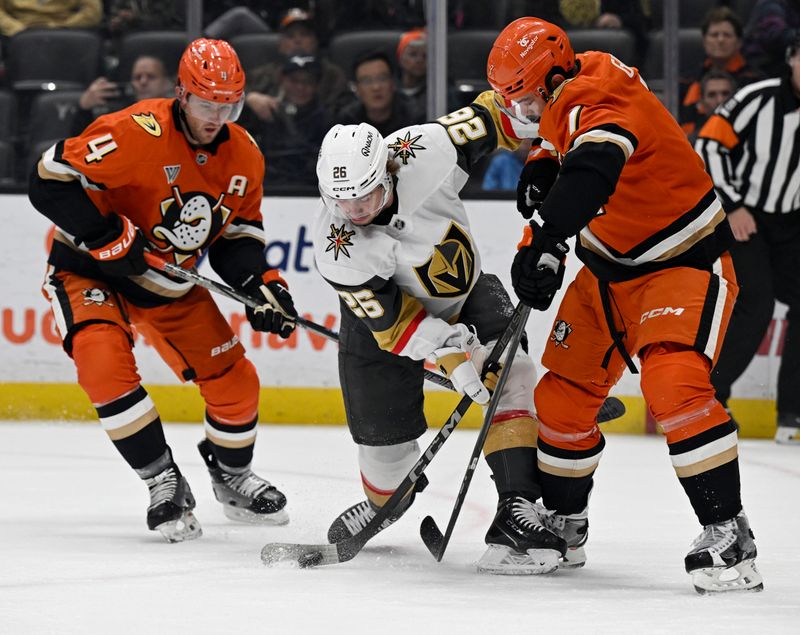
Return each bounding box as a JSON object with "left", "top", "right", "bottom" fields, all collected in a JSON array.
[
  {"left": 482, "top": 139, "right": 533, "bottom": 191},
  {"left": 244, "top": 7, "right": 347, "bottom": 118},
  {"left": 105, "top": 0, "right": 184, "bottom": 36},
  {"left": 396, "top": 28, "right": 426, "bottom": 117},
  {"left": 0, "top": 0, "right": 101, "bottom": 37},
  {"left": 743, "top": 0, "right": 800, "bottom": 77},
  {"left": 335, "top": 50, "right": 422, "bottom": 137},
  {"left": 681, "top": 7, "right": 762, "bottom": 134},
  {"left": 685, "top": 70, "right": 737, "bottom": 144},
  {"left": 251, "top": 54, "right": 332, "bottom": 187},
  {"left": 70, "top": 54, "right": 173, "bottom": 134}
]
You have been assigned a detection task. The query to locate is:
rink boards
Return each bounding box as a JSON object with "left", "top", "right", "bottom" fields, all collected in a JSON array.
[{"left": 0, "top": 195, "right": 783, "bottom": 437}]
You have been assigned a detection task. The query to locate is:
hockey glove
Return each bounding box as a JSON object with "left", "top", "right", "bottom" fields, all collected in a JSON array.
[
  {"left": 517, "top": 158, "right": 560, "bottom": 220},
  {"left": 433, "top": 324, "right": 492, "bottom": 405},
  {"left": 511, "top": 222, "right": 569, "bottom": 311},
  {"left": 85, "top": 214, "right": 149, "bottom": 277},
  {"left": 242, "top": 270, "right": 298, "bottom": 338}
]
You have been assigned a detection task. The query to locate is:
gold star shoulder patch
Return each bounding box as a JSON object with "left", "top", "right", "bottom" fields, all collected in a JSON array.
[
  {"left": 326, "top": 223, "right": 356, "bottom": 260},
  {"left": 388, "top": 131, "right": 425, "bottom": 165}
]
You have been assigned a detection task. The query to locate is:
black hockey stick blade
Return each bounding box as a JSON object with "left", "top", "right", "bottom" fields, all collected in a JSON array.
[{"left": 597, "top": 396, "right": 625, "bottom": 423}]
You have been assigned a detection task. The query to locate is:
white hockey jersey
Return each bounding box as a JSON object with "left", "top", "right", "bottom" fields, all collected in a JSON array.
[{"left": 313, "top": 92, "right": 524, "bottom": 361}]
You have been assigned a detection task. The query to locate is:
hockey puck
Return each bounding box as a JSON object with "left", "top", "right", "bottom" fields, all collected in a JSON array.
[{"left": 297, "top": 551, "right": 323, "bottom": 568}]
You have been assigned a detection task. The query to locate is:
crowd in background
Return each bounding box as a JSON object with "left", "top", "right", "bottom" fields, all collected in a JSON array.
[{"left": 0, "top": 0, "right": 795, "bottom": 192}]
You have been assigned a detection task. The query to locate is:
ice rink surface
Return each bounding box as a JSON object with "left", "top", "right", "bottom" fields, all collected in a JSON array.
[{"left": 1, "top": 421, "right": 798, "bottom": 634}]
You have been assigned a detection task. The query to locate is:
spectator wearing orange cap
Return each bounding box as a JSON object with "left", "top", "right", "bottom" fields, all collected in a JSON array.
[{"left": 396, "top": 28, "right": 427, "bottom": 117}]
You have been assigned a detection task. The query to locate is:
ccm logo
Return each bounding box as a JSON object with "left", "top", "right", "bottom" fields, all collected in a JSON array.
[
  {"left": 211, "top": 335, "right": 239, "bottom": 357},
  {"left": 640, "top": 306, "right": 685, "bottom": 323}
]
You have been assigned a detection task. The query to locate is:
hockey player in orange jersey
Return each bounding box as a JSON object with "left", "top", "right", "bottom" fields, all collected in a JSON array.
[
  {"left": 486, "top": 18, "right": 762, "bottom": 592},
  {"left": 28, "top": 39, "right": 298, "bottom": 542}
]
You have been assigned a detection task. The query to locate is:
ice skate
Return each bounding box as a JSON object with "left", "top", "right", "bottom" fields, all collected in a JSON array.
[
  {"left": 685, "top": 510, "right": 763, "bottom": 594},
  {"left": 327, "top": 474, "right": 428, "bottom": 543},
  {"left": 145, "top": 463, "right": 202, "bottom": 543},
  {"left": 775, "top": 413, "right": 800, "bottom": 444},
  {"left": 198, "top": 439, "right": 288, "bottom": 525},
  {"left": 478, "top": 496, "right": 566, "bottom": 575},
  {"left": 543, "top": 506, "right": 589, "bottom": 568}
]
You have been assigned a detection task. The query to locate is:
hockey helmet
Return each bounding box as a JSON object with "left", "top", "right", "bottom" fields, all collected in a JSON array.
[
  {"left": 487, "top": 17, "right": 575, "bottom": 102},
  {"left": 316, "top": 123, "right": 393, "bottom": 224},
  {"left": 177, "top": 38, "right": 245, "bottom": 122}
]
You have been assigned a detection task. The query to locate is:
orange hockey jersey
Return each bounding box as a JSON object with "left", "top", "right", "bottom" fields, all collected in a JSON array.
[
  {"left": 33, "top": 98, "right": 266, "bottom": 305},
  {"left": 537, "top": 51, "right": 732, "bottom": 281}
]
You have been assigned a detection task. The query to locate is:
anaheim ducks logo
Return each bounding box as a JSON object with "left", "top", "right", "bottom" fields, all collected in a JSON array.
[
  {"left": 82, "top": 288, "right": 114, "bottom": 307},
  {"left": 151, "top": 186, "right": 231, "bottom": 264},
  {"left": 414, "top": 222, "right": 475, "bottom": 298},
  {"left": 550, "top": 320, "right": 573, "bottom": 348}
]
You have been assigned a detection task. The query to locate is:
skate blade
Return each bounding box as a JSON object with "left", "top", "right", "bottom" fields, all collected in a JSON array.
[
  {"left": 775, "top": 426, "right": 800, "bottom": 445},
  {"left": 691, "top": 558, "right": 764, "bottom": 594},
  {"left": 155, "top": 511, "right": 202, "bottom": 543},
  {"left": 477, "top": 544, "right": 560, "bottom": 575},
  {"left": 560, "top": 545, "right": 586, "bottom": 569},
  {"left": 223, "top": 505, "right": 289, "bottom": 525}
]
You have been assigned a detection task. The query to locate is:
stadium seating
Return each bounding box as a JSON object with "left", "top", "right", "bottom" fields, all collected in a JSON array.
[
  {"left": 568, "top": 29, "right": 637, "bottom": 65},
  {"left": 328, "top": 30, "right": 403, "bottom": 78},
  {"left": 6, "top": 29, "right": 103, "bottom": 91},
  {"left": 230, "top": 33, "right": 282, "bottom": 75},
  {"left": 644, "top": 29, "right": 706, "bottom": 80},
  {"left": 114, "top": 31, "right": 189, "bottom": 83}
]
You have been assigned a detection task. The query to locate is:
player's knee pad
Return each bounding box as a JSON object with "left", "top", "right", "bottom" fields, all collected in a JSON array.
[
  {"left": 534, "top": 371, "right": 607, "bottom": 450},
  {"left": 640, "top": 342, "right": 728, "bottom": 439},
  {"left": 198, "top": 357, "right": 260, "bottom": 424},
  {"left": 357, "top": 440, "right": 420, "bottom": 502},
  {"left": 485, "top": 339, "right": 536, "bottom": 416},
  {"left": 71, "top": 323, "right": 140, "bottom": 405}
]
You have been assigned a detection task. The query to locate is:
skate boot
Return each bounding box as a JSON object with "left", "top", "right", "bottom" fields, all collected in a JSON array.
[
  {"left": 543, "top": 506, "right": 589, "bottom": 569},
  {"left": 327, "top": 474, "right": 428, "bottom": 543},
  {"left": 775, "top": 413, "right": 800, "bottom": 444},
  {"left": 198, "top": 439, "right": 288, "bottom": 525},
  {"left": 478, "top": 495, "right": 567, "bottom": 575},
  {"left": 684, "top": 510, "right": 763, "bottom": 594},
  {"left": 145, "top": 463, "right": 202, "bottom": 543}
]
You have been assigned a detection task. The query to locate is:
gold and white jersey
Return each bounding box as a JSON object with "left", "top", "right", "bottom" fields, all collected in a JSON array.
[{"left": 313, "top": 94, "right": 521, "bottom": 360}]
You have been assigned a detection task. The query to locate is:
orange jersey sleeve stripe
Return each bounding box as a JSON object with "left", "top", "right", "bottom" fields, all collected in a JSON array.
[{"left": 697, "top": 114, "right": 739, "bottom": 150}]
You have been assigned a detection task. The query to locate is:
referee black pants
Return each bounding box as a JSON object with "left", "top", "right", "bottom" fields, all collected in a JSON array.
[{"left": 711, "top": 210, "right": 800, "bottom": 416}]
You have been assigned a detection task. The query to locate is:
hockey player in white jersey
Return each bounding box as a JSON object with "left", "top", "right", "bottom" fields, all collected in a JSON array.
[{"left": 312, "top": 94, "right": 569, "bottom": 574}]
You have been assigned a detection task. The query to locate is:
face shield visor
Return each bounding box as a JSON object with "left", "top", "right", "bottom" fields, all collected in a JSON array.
[
  {"left": 494, "top": 91, "right": 541, "bottom": 126},
  {"left": 321, "top": 175, "right": 393, "bottom": 225},
  {"left": 184, "top": 92, "right": 245, "bottom": 124}
]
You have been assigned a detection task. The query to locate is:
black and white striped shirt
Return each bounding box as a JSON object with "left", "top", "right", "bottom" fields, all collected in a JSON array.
[{"left": 695, "top": 76, "right": 800, "bottom": 214}]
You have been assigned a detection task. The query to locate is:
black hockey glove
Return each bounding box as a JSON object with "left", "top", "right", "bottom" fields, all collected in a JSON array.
[
  {"left": 242, "top": 271, "right": 298, "bottom": 339},
  {"left": 85, "top": 214, "right": 149, "bottom": 277},
  {"left": 516, "top": 158, "right": 560, "bottom": 220},
  {"left": 511, "top": 222, "right": 569, "bottom": 311}
]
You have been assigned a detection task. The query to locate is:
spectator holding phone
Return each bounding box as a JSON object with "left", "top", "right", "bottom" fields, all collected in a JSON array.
[{"left": 70, "top": 55, "right": 173, "bottom": 134}]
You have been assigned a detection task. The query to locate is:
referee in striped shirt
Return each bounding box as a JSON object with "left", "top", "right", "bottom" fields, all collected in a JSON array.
[{"left": 695, "top": 36, "right": 800, "bottom": 444}]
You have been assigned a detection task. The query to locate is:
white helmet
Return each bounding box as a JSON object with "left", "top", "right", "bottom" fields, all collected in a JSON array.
[{"left": 316, "top": 123, "right": 393, "bottom": 223}]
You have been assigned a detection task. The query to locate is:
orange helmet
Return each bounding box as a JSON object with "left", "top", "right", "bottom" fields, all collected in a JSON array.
[
  {"left": 177, "top": 38, "right": 245, "bottom": 103},
  {"left": 487, "top": 17, "right": 575, "bottom": 101}
]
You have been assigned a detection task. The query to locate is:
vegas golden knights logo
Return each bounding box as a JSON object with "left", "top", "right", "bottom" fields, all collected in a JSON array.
[{"left": 414, "top": 222, "right": 475, "bottom": 298}]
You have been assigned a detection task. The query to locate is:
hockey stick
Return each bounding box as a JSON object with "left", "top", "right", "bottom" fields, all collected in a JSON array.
[
  {"left": 259, "top": 302, "right": 530, "bottom": 568},
  {"left": 419, "top": 305, "right": 531, "bottom": 561},
  {"left": 142, "top": 251, "right": 457, "bottom": 391}
]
